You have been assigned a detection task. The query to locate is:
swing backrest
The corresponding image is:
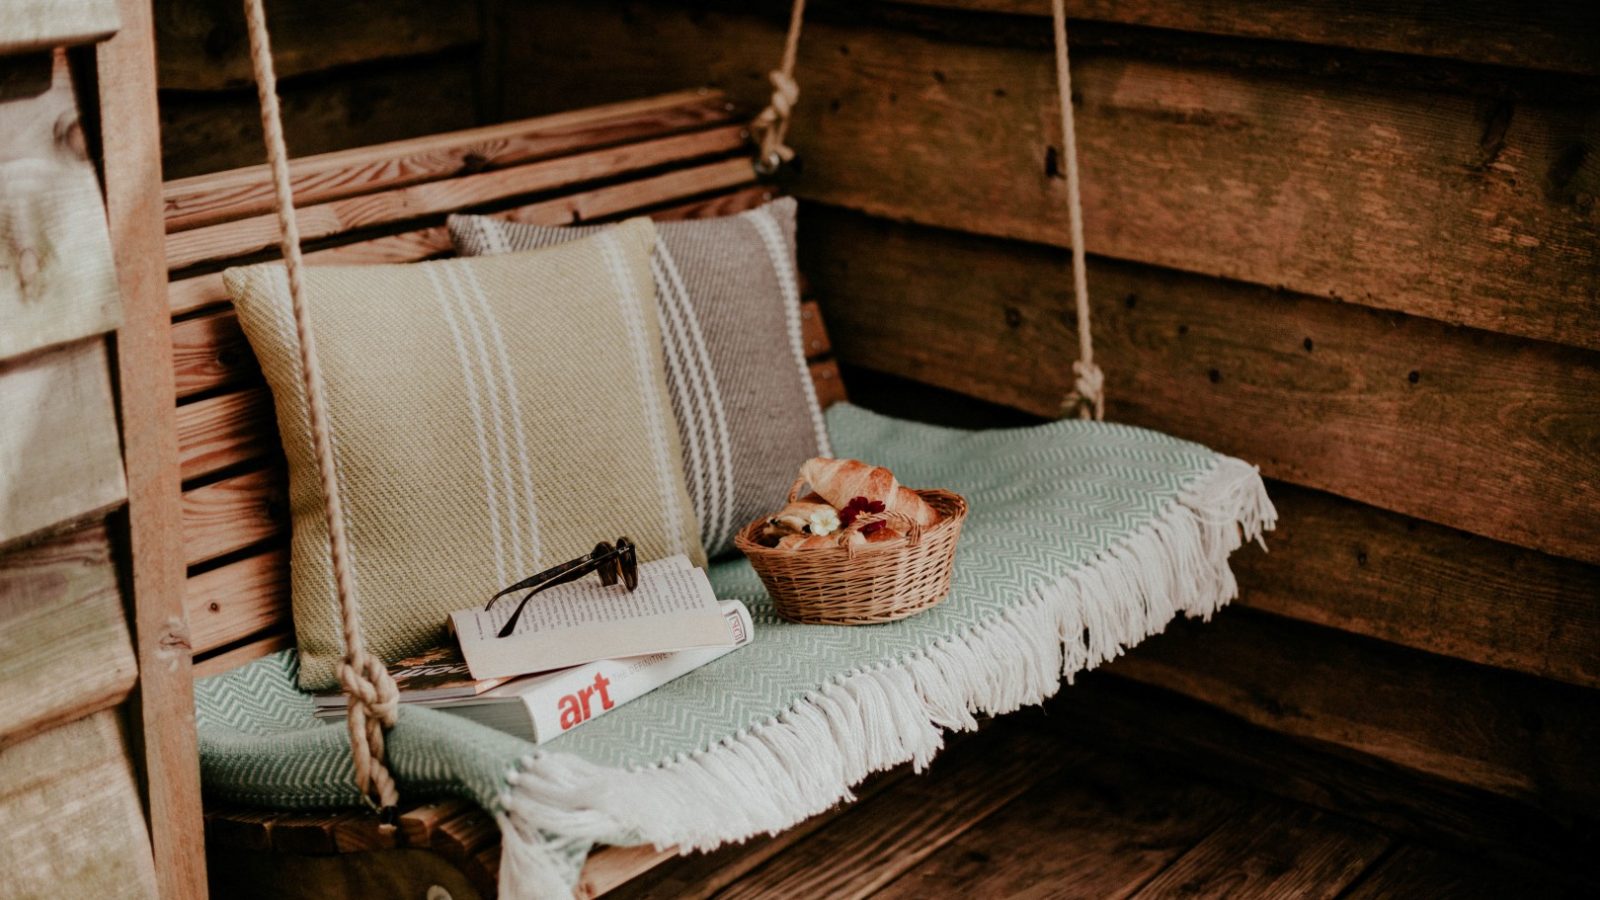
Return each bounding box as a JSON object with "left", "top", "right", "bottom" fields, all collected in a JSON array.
[{"left": 167, "top": 90, "right": 846, "bottom": 679}]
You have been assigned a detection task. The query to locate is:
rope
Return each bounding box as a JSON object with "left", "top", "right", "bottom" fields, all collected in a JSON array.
[
  {"left": 1050, "top": 0, "right": 1105, "bottom": 421},
  {"left": 241, "top": 0, "right": 401, "bottom": 823},
  {"left": 751, "top": 0, "right": 807, "bottom": 174}
]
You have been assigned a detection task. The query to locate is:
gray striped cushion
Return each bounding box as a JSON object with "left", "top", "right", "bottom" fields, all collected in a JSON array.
[{"left": 449, "top": 198, "right": 832, "bottom": 558}]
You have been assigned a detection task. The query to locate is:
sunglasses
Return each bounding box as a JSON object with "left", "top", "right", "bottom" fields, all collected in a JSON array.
[{"left": 485, "top": 537, "right": 639, "bottom": 638}]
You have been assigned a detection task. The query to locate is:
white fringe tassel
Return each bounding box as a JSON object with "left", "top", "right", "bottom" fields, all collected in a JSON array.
[{"left": 496, "top": 456, "right": 1276, "bottom": 898}]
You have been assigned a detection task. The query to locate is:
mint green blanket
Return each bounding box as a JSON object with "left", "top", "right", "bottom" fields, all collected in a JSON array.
[{"left": 195, "top": 404, "right": 1274, "bottom": 897}]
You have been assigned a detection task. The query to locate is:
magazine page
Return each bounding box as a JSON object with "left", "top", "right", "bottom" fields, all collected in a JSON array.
[{"left": 451, "top": 555, "right": 732, "bottom": 680}]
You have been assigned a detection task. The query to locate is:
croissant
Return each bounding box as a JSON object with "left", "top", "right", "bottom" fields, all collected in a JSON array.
[
  {"left": 758, "top": 492, "right": 834, "bottom": 545},
  {"left": 797, "top": 458, "right": 939, "bottom": 528},
  {"left": 777, "top": 531, "right": 843, "bottom": 551}
]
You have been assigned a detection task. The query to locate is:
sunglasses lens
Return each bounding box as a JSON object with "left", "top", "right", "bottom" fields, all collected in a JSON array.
[{"left": 620, "top": 541, "right": 639, "bottom": 591}]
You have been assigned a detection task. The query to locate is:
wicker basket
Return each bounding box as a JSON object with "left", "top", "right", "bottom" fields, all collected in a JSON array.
[{"left": 734, "top": 488, "right": 968, "bottom": 625}]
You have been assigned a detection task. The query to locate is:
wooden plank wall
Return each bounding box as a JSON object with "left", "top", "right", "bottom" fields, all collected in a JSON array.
[
  {"left": 486, "top": 0, "right": 1600, "bottom": 867},
  {"left": 0, "top": 34, "right": 161, "bottom": 900},
  {"left": 152, "top": 0, "right": 495, "bottom": 179}
]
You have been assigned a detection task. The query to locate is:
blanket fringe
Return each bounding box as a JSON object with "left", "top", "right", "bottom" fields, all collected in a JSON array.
[{"left": 497, "top": 455, "right": 1275, "bottom": 898}]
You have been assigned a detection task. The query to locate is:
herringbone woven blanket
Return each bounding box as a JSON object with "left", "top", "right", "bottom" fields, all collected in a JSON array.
[{"left": 195, "top": 404, "right": 1275, "bottom": 898}]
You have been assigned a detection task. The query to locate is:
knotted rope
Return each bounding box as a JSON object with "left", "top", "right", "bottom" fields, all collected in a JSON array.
[
  {"left": 751, "top": 0, "right": 807, "bottom": 174},
  {"left": 1051, "top": 0, "right": 1105, "bottom": 421},
  {"left": 241, "top": 0, "right": 401, "bottom": 822}
]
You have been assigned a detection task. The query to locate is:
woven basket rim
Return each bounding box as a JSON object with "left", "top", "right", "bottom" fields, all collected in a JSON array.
[{"left": 733, "top": 488, "right": 968, "bottom": 558}]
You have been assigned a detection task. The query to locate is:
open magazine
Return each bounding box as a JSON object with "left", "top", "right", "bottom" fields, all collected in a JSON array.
[
  {"left": 318, "top": 599, "right": 752, "bottom": 743},
  {"left": 450, "top": 554, "right": 734, "bottom": 681}
]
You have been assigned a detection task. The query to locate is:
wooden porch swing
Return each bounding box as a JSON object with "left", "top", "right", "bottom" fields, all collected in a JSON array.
[{"left": 183, "top": 0, "right": 1109, "bottom": 895}]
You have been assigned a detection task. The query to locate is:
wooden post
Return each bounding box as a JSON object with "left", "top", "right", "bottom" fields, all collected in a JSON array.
[{"left": 96, "top": 0, "right": 208, "bottom": 896}]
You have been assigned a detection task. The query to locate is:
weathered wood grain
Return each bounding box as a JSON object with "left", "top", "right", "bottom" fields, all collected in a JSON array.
[
  {"left": 164, "top": 90, "right": 735, "bottom": 232},
  {"left": 800, "top": 207, "right": 1600, "bottom": 563},
  {"left": 176, "top": 387, "right": 275, "bottom": 483},
  {"left": 0, "top": 0, "right": 120, "bottom": 54},
  {"left": 1129, "top": 801, "right": 1391, "bottom": 899},
  {"left": 181, "top": 467, "right": 285, "bottom": 567},
  {"left": 165, "top": 125, "right": 747, "bottom": 270},
  {"left": 165, "top": 170, "right": 763, "bottom": 317},
  {"left": 1234, "top": 483, "right": 1600, "bottom": 690},
  {"left": 159, "top": 52, "right": 480, "bottom": 180},
  {"left": 897, "top": 0, "right": 1600, "bottom": 76},
  {"left": 185, "top": 548, "right": 288, "bottom": 655},
  {"left": 873, "top": 753, "right": 1241, "bottom": 900},
  {"left": 0, "top": 338, "right": 128, "bottom": 548},
  {"left": 172, "top": 305, "right": 257, "bottom": 398},
  {"left": 0, "top": 53, "right": 122, "bottom": 360},
  {"left": 0, "top": 712, "right": 159, "bottom": 899},
  {"left": 154, "top": 0, "right": 480, "bottom": 91},
  {"left": 1108, "top": 610, "right": 1600, "bottom": 818},
  {"left": 100, "top": 3, "right": 210, "bottom": 892},
  {"left": 714, "top": 723, "right": 1078, "bottom": 898},
  {"left": 504, "top": 3, "right": 1600, "bottom": 349},
  {"left": 0, "top": 523, "right": 137, "bottom": 748}
]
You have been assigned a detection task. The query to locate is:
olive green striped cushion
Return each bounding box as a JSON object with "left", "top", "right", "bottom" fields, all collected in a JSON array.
[
  {"left": 224, "top": 218, "right": 704, "bottom": 690},
  {"left": 449, "top": 198, "right": 832, "bottom": 558}
]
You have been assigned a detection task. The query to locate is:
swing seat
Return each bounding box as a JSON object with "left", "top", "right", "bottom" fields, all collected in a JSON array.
[{"left": 172, "top": 93, "right": 1272, "bottom": 898}]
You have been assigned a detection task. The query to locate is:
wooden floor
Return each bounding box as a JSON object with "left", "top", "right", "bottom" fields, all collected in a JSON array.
[{"left": 605, "top": 704, "right": 1581, "bottom": 900}]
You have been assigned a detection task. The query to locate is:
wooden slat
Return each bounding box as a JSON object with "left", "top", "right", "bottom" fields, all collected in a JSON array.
[
  {"left": 181, "top": 467, "right": 285, "bottom": 567},
  {"left": 576, "top": 845, "right": 681, "bottom": 899},
  {"left": 1108, "top": 611, "right": 1600, "bottom": 814},
  {"left": 270, "top": 811, "right": 351, "bottom": 855},
  {"left": 172, "top": 306, "right": 257, "bottom": 398},
  {"left": 193, "top": 632, "right": 294, "bottom": 678},
  {"left": 505, "top": 5, "right": 1600, "bottom": 350},
  {"left": 205, "top": 807, "right": 286, "bottom": 853},
  {"left": 155, "top": 0, "right": 480, "bottom": 92},
  {"left": 0, "top": 522, "right": 137, "bottom": 748},
  {"left": 898, "top": 0, "right": 1600, "bottom": 76},
  {"left": 0, "top": 53, "right": 123, "bottom": 361},
  {"left": 176, "top": 387, "right": 275, "bottom": 483},
  {"left": 1234, "top": 483, "right": 1600, "bottom": 689},
  {"left": 870, "top": 752, "right": 1241, "bottom": 900},
  {"left": 158, "top": 51, "right": 480, "bottom": 181},
  {"left": 798, "top": 301, "right": 832, "bottom": 360},
  {"left": 801, "top": 207, "right": 1600, "bottom": 562},
  {"left": 712, "top": 721, "right": 1078, "bottom": 899},
  {"left": 185, "top": 548, "right": 290, "bottom": 656},
  {"left": 0, "top": 338, "right": 127, "bottom": 548},
  {"left": 808, "top": 358, "right": 848, "bottom": 409},
  {"left": 164, "top": 90, "right": 734, "bottom": 231},
  {"left": 100, "top": 2, "right": 209, "bottom": 894},
  {"left": 0, "top": 0, "right": 119, "bottom": 55},
  {"left": 166, "top": 157, "right": 760, "bottom": 317},
  {"left": 0, "top": 712, "right": 159, "bottom": 898},
  {"left": 165, "top": 125, "right": 748, "bottom": 271},
  {"left": 1130, "top": 801, "right": 1392, "bottom": 899},
  {"left": 396, "top": 799, "right": 473, "bottom": 848}
]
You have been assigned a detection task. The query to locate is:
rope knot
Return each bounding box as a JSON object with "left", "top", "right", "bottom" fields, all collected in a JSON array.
[
  {"left": 339, "top": 650, "right": 400, "bottom": 726},
  {"left": 752, "top": 69, "right": 801, "bottom": 173},
  {"left": 1069, "top": 359, "right": 1106, "bottom": 421}
]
